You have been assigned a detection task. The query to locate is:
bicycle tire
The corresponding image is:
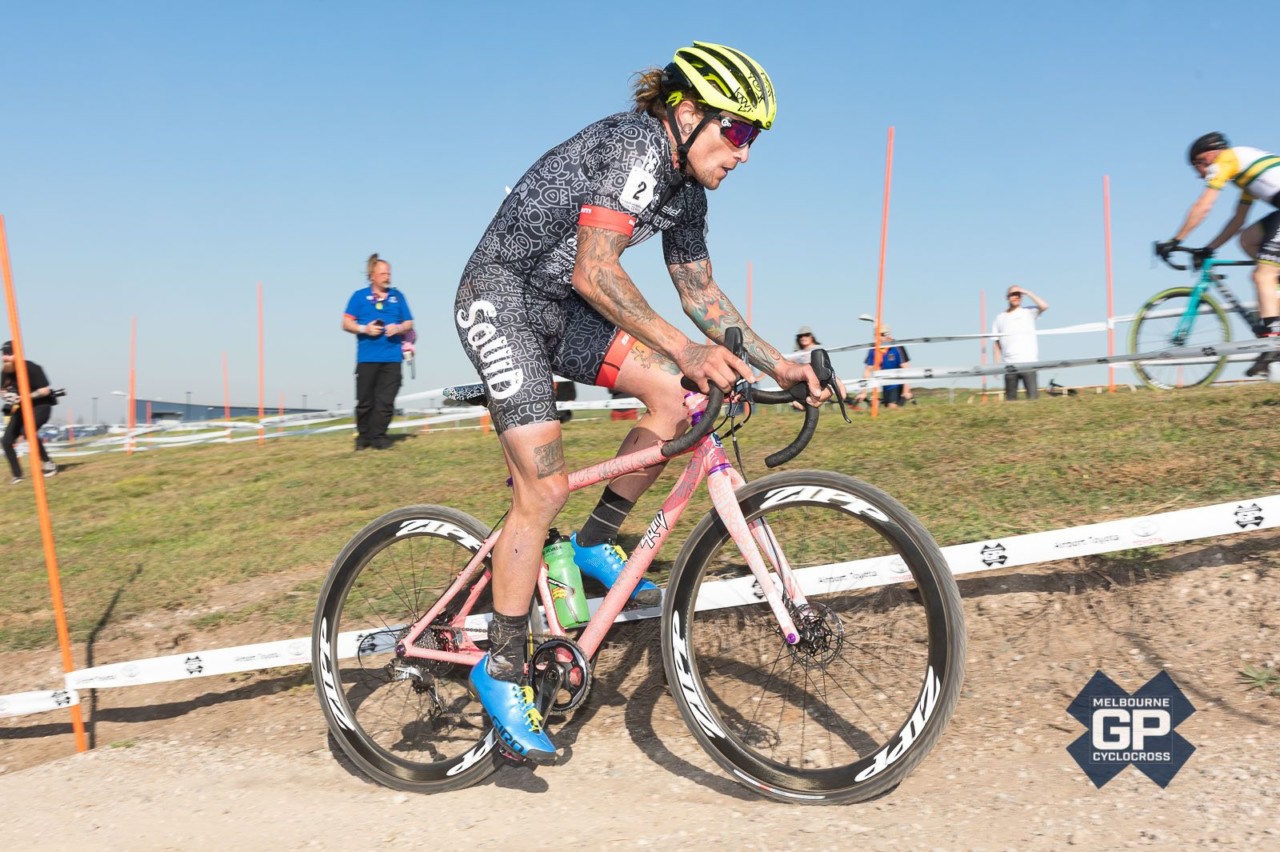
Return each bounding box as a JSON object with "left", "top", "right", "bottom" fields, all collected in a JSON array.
[
  {"left": 1128, "top": 287, "right": 1230, "bottom": 390},
  {"left": 661, "top": 470, "right": 965, "bottom": 804},
  {"left": 312, "top": 505, "right": 504, "bottom": 793}
]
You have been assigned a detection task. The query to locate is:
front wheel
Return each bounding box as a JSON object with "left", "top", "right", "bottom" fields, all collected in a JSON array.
[
  {"left": 312, "top": 505, "right": 502, "bottom": 793},
  {"left": 1129, "top": 287, "right": 1230, "bottom": 390},
  {"left": 661, "top": 470, "right": 966, "bottom": 804}
]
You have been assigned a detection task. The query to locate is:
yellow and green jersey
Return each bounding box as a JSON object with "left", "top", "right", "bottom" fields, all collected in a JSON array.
[{"left": 1205, "top": 146, "right": 1280, "bottom": 207}]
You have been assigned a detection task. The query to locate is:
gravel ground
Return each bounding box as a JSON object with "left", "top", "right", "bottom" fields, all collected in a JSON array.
[{"left": 1, "top": 531, "right": 1277, "bottom": 850}]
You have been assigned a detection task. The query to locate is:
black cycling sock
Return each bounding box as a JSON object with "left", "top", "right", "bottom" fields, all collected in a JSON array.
[
  {"left": 577, "top": 487, "right": 636, "bottom": 548},
  {"left": 1262, "top": 316, "right": 1280, "bottom": 336},
  {"left": 486, "top": 611, "right": 528, "bottom": 682}
]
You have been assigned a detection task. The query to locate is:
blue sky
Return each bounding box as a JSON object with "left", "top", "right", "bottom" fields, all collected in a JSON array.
[{"left": 1, "top": 1, "right": 1273, "bottom": 421}]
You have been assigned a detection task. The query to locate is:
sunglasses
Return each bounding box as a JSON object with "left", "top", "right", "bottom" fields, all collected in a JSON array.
[{"left": 716, "top": 115, "right": 761, "bottom": 148}]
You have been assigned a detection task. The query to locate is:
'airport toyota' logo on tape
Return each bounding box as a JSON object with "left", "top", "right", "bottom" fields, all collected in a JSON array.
[
  {"left": 52, "top": 689, "right": 72, "bottom": 707},
  {"left": 184, "top": 655, "right": 204, "bottom": 676},
  {"left": 980, "top": 543, "right": 1008, "bottom": 566},
  {"left": 1233, "top": 503, "right": 1264, "bottom": 529}
]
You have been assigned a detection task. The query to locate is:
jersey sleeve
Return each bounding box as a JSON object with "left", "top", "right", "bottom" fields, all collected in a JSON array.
[
  {"left": 27, "top": 362, "right": 49, "bottom": 388},
  {"left": 343, "top": 291, "right": 363, "bottom": 320},
  {"left": 661, "top": 184, "right": 710, "bottom": 266},
  {"left": 395, "top": 290, "right": 413, "bottom": 322},
  {"left": 1205, "top": 149, "right": 1241, "bottom": 191},
  {"left": 579, "top": 122, "right": 666, "bottom": 238}
]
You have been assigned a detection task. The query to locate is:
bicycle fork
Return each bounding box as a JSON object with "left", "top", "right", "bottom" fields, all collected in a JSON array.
[{"left": 705, "top": 463, "right": 805, "bottom": 645}]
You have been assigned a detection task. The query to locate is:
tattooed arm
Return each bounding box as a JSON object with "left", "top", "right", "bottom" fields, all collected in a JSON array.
[
  {"left": 670, "top": 258, "right": 826, "bottom": 401},
  {"left": 572, "top": 225, "right": 690, "bottom": 357},
  {"left": 572, "top": 225, "right": 754, "bottom": 391},
  {"left": 668, "top": 258, "right": 787, "bottom": 375}
]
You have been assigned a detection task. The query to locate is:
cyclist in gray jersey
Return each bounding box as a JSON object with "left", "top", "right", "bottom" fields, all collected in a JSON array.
[{"left": 455, "top": 42, "right": 827, "bottom": 764}]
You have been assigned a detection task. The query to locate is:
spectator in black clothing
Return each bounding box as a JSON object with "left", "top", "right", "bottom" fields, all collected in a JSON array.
[{"left": 1, "top": 341, "right": 58, "bottom": 484}]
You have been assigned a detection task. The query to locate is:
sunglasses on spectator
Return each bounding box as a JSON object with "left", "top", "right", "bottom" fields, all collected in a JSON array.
[{"left": 717, "top": 115, "right": 761, "bottom": 148}]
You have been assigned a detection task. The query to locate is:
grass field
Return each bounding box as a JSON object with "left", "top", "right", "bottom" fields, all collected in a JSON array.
[{"left": 2, "top": 384, "right": 1276, "bottom": 652}]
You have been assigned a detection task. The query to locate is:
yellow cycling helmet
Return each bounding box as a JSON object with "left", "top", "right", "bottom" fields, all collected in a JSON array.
[{"left": 665, "top": 41, "right": 776, "bottom": 130}]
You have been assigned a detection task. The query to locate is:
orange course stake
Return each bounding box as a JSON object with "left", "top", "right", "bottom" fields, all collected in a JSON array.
[
  {"left": 871, "top": 126, "right": 895, "bottom": 418},
  {"left": 980, "top": 290, "right": 989, "bottom": 404},
  {"left": 127, "top": 317, "right": 137, "bottom": 454},
  {"left": 257, "top": 283, "right": 265, "bottom": 446},
  {"left": 1103, "top": 175, "right": 1117, "bottom": 393},
  {"left": 0, "top": 214, "right": 89, "bottom": 752}
]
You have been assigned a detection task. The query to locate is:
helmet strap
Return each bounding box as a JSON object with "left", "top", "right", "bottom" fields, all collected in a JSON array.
[{"left": 666, "top": 102, "right": 717, "bottom": 177}]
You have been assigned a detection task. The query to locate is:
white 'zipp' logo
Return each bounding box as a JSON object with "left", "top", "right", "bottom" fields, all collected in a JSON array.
[
  {"left": 397, "top": 518, "right": 483, "bottom": 550},
  {"left": 456, "top": 300, "right": 524, "bottom": 400},
  {"left": 317, "top": 618, "right": 357, "bottom": 732},
  {"left": 447, "top": 729, "right": 498, "bottom": 776},
  {"left": 670, "top": 612, "right": 725, "bottom": 739},
  {"left": 854, "top": 666, "right": 941, "bottom": 782},
  {"left": 759, "top": 486, "right": 891, "bottom": 521}
]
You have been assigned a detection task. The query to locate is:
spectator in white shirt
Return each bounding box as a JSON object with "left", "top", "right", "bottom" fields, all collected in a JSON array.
[{"left": 992, "top": 287, "right": 1049, "bottom": 401}]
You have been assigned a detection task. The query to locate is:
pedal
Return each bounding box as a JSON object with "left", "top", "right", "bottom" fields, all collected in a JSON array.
[{"left": 496, "top": 741, "right": 528, "bottom": 765}]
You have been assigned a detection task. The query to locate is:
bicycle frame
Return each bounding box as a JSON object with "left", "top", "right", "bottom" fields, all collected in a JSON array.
[
  {"left": 1170, "top": 257, "right": 1257, "bottom": 344},
  {"left": 395, "top": 393, "right": 807, "bottom": 670}
]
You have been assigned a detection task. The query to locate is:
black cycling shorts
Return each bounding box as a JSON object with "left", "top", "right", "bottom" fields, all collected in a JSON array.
[
  {"left": 454, "top": 267, "right": 634, "bottom": 433},
  {"left": 1256, "top": 209, "right": 1280, "bottom": 267}
]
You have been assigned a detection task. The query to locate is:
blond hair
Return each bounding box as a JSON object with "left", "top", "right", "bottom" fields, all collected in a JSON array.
[{"left": 366, "top": 253, "right": 390, "bottom": 282}]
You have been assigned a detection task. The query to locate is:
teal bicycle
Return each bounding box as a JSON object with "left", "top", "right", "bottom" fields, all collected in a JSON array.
[{"left": 1130, "top": 246, "right": 1260, "bottom": 390}]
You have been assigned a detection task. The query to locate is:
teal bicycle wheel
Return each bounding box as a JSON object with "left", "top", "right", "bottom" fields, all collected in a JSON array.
[{"left": 1129, "top": 287, "right": 1230, "bottom": 390}]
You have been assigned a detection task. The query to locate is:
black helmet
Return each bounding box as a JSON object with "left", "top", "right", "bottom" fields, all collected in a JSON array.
[{"left": 1188, "top": 132, "right": 1228, "bottom": 164}]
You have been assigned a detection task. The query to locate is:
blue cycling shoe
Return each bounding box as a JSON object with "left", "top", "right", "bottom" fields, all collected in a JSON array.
[
  {"left": 571, "top": 532, "right": 661, "bottom": 607},
  {"left": 469, "top": 655, "right": 558, "bottom": 764}
]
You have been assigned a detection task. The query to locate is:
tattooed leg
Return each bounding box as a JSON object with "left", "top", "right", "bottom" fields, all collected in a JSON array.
[
  {"left": 583, "top": 342, "right": 692, "bottom": 529},
  {"left": 490, "top": 420, "right": 569, "bottom": 616}
]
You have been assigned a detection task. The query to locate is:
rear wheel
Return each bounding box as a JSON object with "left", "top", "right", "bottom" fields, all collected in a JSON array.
[
  {"left": 661, "top": 470, "right": 965, "bottom": 804},
  {"left": 312, "top": 505, "right": 502, "bottom": 793},
  {"left": 1129, "top": 287, "right": 1230, "bottom": 390}
]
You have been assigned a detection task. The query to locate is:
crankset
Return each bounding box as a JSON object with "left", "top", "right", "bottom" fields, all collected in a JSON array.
[{"left": 530, "top": 636, "right": 592, "bottom": 716}]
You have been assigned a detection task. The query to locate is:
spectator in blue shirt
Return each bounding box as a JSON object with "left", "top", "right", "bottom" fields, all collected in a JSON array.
[
  {"left": 342, "top": 254, "right": 414, "bottom": 450},
  {"left": 855, "top": 326, "right": 913, "bottom": 409}
]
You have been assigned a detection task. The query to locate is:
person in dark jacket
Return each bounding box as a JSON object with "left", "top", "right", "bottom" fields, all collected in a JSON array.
[{"left": 1, "top": 341, "right": 58, "bottom": 483}]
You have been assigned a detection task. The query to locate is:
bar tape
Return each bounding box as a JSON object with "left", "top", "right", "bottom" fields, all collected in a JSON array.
[{"left": 3, "top": 493, "right": 1275, "bottom": 719}]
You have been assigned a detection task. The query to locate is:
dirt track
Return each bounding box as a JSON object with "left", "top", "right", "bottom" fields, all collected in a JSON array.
[{"left": 2, "top": 532, "right": 1278, "bottom": 850}]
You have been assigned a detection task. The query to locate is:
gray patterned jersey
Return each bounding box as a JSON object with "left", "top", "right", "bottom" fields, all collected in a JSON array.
[
  {"left": 462, "top": 111, "right": 709, "bottom": 300},
  {"left": 455, "top": 112, "right": 710, "bottom": 432}
]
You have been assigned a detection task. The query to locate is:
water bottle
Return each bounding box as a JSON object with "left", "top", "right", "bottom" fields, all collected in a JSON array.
[{"left": 544, "top": 529, "right": 590, "bottom": 628}]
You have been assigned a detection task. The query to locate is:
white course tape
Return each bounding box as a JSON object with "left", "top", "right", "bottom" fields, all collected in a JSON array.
[
  {"left": 3, "top": 492, "right": 1274, "bottom": 719},
  {"left": 880, "top": 337, "right": 1280, "bottom": 382},
  {"left": 0, "top": 687, "right": 80, "bottom": 719}
]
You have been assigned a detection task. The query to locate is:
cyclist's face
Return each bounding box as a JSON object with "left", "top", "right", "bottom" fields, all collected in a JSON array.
[
  {"left": 1192, "top": 151, "right": 1216, "bottom": 177},
  {"left": 683, "top": 109, "right": 752, "bottom": 191}
]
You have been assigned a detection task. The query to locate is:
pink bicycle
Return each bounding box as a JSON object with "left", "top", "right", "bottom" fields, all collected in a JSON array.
[{"left": 311, "top": 329, "right": 966, "bottom": 804}]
